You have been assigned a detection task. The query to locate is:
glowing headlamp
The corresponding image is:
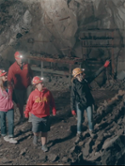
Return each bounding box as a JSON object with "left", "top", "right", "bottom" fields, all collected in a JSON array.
[
  {"left": 41, "top": 77, "right": 44, "bottom": 80},
  {"left": 20, "top": 55, "right": 23, "bottom": 58}
]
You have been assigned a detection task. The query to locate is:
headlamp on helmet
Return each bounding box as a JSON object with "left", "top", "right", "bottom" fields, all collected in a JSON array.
[{"left": 41, "top": 77, "right": 44, "bottom": 80}]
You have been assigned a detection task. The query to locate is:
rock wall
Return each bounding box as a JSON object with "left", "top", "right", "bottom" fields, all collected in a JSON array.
[{"left": 0, "top": 0, "right": 124, "bottom": 73}]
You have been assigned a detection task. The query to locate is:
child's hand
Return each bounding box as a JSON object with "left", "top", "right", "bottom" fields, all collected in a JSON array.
[
  {"left": 53, "top": 113, "right": 56, "bottom": 116},
  {"left": 29, "top": 112, "right": 31, "bottom": 116},
  {"left": 24, "top": 112, "right": 29, "bottom": 118},
  {"left": 52, "top": 109, "right": 56, "bottom": 116}
]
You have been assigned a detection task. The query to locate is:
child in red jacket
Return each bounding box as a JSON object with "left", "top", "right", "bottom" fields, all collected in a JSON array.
[{"left": 24, "top": 76, "right": 56, "bottom": 152}]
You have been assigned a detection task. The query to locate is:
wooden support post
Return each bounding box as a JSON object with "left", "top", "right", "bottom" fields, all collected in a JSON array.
[
  {"left": 28, "top": 59, "right": 30, "bottom": 64},
  {"left": 69, "top": 64, "right": 72, "bottom": 88},
  {"left": 41, "top": 61, "right": 43, "bottom": 77},
  {"left": 111, "top": 30, "right": 115, "bottom": 78},
  {"left": 79, "top": 62, "right": 82, "bottom": 68}
]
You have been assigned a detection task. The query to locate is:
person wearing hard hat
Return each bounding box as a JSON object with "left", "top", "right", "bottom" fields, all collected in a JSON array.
[
  {"left": 0, "top": 69, "right": 17, "bottom": 144},
  {"left": 7, "top": 51, "right": 33, "bottom": 123},
  {"left": 71, "top": 60, "right": 110, "bottom": 144},
  {"left": 24, "top": 76, "right": 56, "bottom": 152}
]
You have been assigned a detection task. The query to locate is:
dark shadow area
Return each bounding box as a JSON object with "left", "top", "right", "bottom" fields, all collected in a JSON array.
[
  {"left": 47, "top": 126, "right": 76, "bottom": 148},
  {"left": 49, "top": 108, "right": 72, "bottom": 126},
  {"left": 18, "top": 135, "right": 31, "bottom": 143},
  {"left": 14, "top": 130, "right": 23, "bottom": 137},
  {"left": 14, "top": 123, "right": 32, "bottom": 137},
  {"left": 114, "top": 107, "right": 125, "bottom": 123},
  {"left": 117, "top": 153, "right": 125, "bottom": 165},
  {"left": 15, "top": 118, "right": 28, "bottom": 126},
  {"left": 70, "top": 125, "right": 88, "bottom": 135},
  {"left": 94, "top": 100, "right": 121, "bottom": 124},
  {"left": 47, "top": 124, "right": 88, "bottom": 148},
  {"left": 71, "top": 159, "right": 97, "bottom": 165}
]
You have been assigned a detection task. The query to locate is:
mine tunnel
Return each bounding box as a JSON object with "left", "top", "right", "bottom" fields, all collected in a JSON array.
[{"left": 0, "top": 0, "right": 125, "bottom": 165}]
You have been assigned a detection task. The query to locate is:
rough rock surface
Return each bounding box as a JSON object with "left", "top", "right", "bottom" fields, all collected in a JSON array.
[
  {"left": 0, "top": 0, "right": 125, "bottom": 165},
  {"left": 0, "top": 0, "right": 124, "bottom": 66},
  {"left": 0, "top": 89, "right": 125, "bottom": 165},
  {"left": 0, "top": 0, "right": 125, "bottom": 87}
]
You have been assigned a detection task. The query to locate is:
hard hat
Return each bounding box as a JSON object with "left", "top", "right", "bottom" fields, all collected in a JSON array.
[
  {"left": 0, "top": 69, "right": 7, "bottom": 77},
  {"left": 72, "top": 68, "right": 85, "bottom": 78},
  {"left": 14, "top": 51, "right": 23, "bottom": 60},
  {"left": 32, "top": 76, "right": 44, "bottom": 85}
]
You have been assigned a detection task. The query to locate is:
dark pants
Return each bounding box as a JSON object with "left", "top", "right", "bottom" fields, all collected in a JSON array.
[
  {"left": 0, "top": 109, "right": 14, "bottom": 137},
  {"left": 14, "top": 85, "right": 34, "bottom": 106}
]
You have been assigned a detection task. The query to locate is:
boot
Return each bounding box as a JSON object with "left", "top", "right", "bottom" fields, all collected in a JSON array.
[
  {"left": 75, "top": 133, "right": 83, "bottom": 144},
  {"left": 42, "top": 144, "right": 48, "bottom": 152},
  {"left": 89, "top": 130, "right": 95, "bottom": 138},
  {"left": 33, "top": 135, "right": 38, "bottom": 146}
]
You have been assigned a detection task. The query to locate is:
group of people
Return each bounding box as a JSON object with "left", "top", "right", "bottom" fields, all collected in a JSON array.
[{"left": 0, "top": 51, "right": 110, "bottom": 152}]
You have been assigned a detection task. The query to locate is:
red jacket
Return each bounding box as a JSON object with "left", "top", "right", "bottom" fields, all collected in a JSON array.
[
  {"left": 8, "top": 62, "right": 33, "bottom": 89},
  {"left": 24, "top": 88, "right": 56, "bottom": 118}
]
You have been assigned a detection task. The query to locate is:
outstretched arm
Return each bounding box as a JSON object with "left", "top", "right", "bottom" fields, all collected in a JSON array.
[{"left": 87, "top": 60, "right": 110, "bottom": 84}]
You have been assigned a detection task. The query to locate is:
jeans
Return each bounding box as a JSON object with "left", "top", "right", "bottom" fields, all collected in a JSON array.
[
  {"left": 0, "top": 109, "right": 14, "bottom": 137},
  {"left": 76, "top": 103, "right": 94, "bottom": 133}
]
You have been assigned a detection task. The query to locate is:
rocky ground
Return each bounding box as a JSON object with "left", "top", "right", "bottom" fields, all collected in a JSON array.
[{"left": 0, "top": 81, "right": 125, "bottom": 165}]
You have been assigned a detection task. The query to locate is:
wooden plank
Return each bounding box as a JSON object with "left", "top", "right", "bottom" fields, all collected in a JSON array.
[
  {"left": 31, "top": 66, "right": 70, "bottom": 76},
  {"left": 79, "top": 30, "right": 115, "bottom": 33},
  {"left": 69, "top": 64, "right": 72, "bottom": 86},
  {"left": 27, "top": 55, "right": 82, "bottom": 65},
  {"left": 41, "top": 61, "right": 43, "bottom": 77},
  {"left": 79, "top": 38, "right": 114, "bottom": 40},
  {"left": 28, "top": 59, "right": 30, "bottom": 63},
  {"left": 81, "top": 45, "right": 119, "bottom": 48}
]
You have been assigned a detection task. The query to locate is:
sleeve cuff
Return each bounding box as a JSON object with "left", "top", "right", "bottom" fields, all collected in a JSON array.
[
  {"left": 24, "top": 111, "right": 29, "bottom": 118},
  {"left": 52, "top": 108, "right": 56, "bottom": 115}
]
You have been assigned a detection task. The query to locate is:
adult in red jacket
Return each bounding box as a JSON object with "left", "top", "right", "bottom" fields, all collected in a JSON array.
[
  {"left": 24, "top": 76, "right": 56, "bottom": 152},
  {"left": 8, "top": 51, "right": 33, "bottom": 122}
]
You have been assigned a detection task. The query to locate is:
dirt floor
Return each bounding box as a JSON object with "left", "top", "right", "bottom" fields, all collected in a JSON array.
[{"left": 1, "top": 87, "right": 124, "bottom": 165}]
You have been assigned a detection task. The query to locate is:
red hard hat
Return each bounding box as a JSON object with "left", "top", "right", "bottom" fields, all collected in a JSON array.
[
  {"left": 14, "top": 51, "right": 23, "bottom": 60},
  {"left": 0, "top": 69, "right": 7, "bottom": 77},
  {"left": 32, "top": 76, "right": 43, "bottom": 85}
]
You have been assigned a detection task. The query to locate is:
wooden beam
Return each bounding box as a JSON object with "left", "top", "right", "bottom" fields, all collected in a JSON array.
[
  {"left": 31, "top": 66, "right": 70, "bottom": 76},
  {"left": 27, "top": 55, "right": 82, "bottom": 65},
  {"left": 41, "top": 61, "right": 43, "bottom": 77}
]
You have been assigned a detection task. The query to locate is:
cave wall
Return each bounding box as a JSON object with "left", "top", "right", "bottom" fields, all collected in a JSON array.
[{"left": 0, "top": 0, "right": 125, "bottom": 75}]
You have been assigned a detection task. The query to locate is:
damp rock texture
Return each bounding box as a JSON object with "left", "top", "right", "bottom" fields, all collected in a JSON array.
[
  {"left": 0, "top": 89, "right": 125, "bottom": 165},
  {"left": 0, "top": 0, "right": 124, "bottom": 63}
]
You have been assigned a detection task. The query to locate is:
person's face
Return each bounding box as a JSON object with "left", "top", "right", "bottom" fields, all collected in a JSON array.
[
  {"left": 16, "top": 58, "right": 23, "bottom": 66},
  {"left": 2, "top": 74, "right": 8, "bottom": 82},
  {"left": 76, "top": 72, "right": 85, "bottom": 82},
  {"left": 36, "top": 82, "right": 44, "bottom": 91}
]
